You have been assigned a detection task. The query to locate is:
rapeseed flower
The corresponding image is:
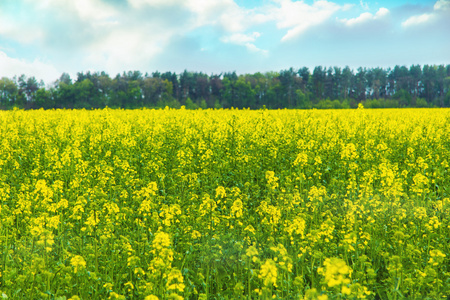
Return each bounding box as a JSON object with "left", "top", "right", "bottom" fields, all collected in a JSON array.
[
  {"left": 318, "top": 257, "right": 351, "bottom": 288},
  {"left": 71, "top": 255, "right": 86, "bottom": 274},
  {"left": 259, "top": 259, "right": 277, "bottom": 287},
  {"left": 1, "top": 108, "right": 450, "bottom": 299}
]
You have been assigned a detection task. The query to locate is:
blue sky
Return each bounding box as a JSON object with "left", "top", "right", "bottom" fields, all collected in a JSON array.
[{"left": 0, "top": 0, "right": 448, "bottom": 83}]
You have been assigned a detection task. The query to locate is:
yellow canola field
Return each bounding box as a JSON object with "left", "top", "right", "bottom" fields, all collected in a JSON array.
[{"left": 0, "top": 108, "right": 449, "bottom": 299}]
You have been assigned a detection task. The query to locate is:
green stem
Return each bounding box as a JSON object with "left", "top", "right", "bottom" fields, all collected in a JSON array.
[
  {"left": 248, "top": 259, "right": 251, "bottom": 300},
  {"left": 206, "top": 264, "right": 210, "bottom": 299}
]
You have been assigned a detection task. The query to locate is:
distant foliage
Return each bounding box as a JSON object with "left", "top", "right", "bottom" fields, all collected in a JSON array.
[{"left": 1, "top": 64, "right": 450, "bottom": 110}]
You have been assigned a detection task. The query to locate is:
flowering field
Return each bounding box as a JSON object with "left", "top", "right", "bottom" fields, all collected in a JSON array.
[{"left": 0, "top": 107, "right": 449, "bottom": 299}]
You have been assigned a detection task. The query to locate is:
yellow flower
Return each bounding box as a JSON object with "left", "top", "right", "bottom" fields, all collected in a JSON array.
[
  {"left": 293, "top": 152, "right": 308, "bottom": 167},
  {"left": 167, "top": 293, "right": 183, "bottom": 300},
  {"left": 304, "top": 288, "right": 328, "bottom": 300},
  {"left": 259, "top": 259, "right": 277, "bottom": 287},
  {"left": 429, "top": 249, "right": 446, "bottom": 266},
  {"left": 285, "top": 216, "right": 306, "bottom": 238},
  {"left": 215, "top": 186, "right": 226, "bottom": 198},
  {"left": 152, "top": 231, "right": 172, "bottom": 252},
  {"left": 318, "top": 257, "right": 351, "bottom": 288},
  {"left": 108, "top": 292, "right": 126, "bottom": 300},
  {"left": 265, "top": 171, "right": 279, "bottom": 190},
  {"left": 245, "top": 246, "right": 258, "bottom": 258},
  {"left": 124, "top": 281, "right": 134, "bottom": 292},
  {"left": 341, "top": 143, "right": 359, "bottom": 160},
  {"left": 341, "top": 285, "right": 351, "bottom": 295},
  {"left": 166, "top": 268, "right": 185, "bottom": 293},
  {"left": 85, "top": 214, "right": 100, "bottom": 227},
  {"left": 191, "top": 230, "right": 201, "bottom": 239},
  {"left": 199, "top": 195, "right": 217, "bottom": 217},
  {"left": 70, "top": 255, "right": 86, "bottom": 273},
  {"left": 231, "top": 199, "right": 243, "bottom": 218}
]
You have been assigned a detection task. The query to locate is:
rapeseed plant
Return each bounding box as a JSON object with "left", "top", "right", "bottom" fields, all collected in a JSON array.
[
  {"left": 0, "top": 108, "right": 449, "bottom": 298},
  {"left": 71, "top": 255, "right": 86, "bottom": 274}
]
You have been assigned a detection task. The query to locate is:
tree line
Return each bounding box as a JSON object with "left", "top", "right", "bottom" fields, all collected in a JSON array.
[{"left": 1, "top": 64, "right": 450, "bottom": 110}]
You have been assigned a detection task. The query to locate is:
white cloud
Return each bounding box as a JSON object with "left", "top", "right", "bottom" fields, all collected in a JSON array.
[
  {"left": 360, "top": 0, "right": 369, "bottom": 10},
  {"left": 129, "top": 0, "right": 181, "bottom": 8},
  {"left": 342, "top": 4, "right": 354, "bottom": 11},
  {"left": 402, "top": 0, "right": 449, "bottom": 28},
  {"left": 244, "top": 43, "right": 268, "bottom": 54},
  {"left": 434, "top": 0, "right": 450, "bottom": 11},
  {"left": 402, "top": 13, "right": 433, "bottom": 27},
  {"left": 341, "top": 12, "right": 373, "bottom": 26},
  {"left": 184, "top": 0, "right": 269, "bottom": 32},
  {"left": 85, "top": 28, "right": 168, "bottom": 73},
  {"left": 1, "top": 0, "right": 191, "bottom": 76},
  {"left": 86, "top": 0, "right": 270, "bottom": 66},
  {"left": 1, "top": 0, "right": 118, "bottom": 50},
  {"left": 27, "top": 0, "right": 117, "bottom": 23},
  {"left": 2, "top": 0, "right": 446, "bottom": 81},
  {"left": 221, "top": 32, "right": 267, "bottom": 54},
  {"left": 221, "top": 32, "right": 261, "bottom": 44},
  {"left": 267, "top": 0, "right": 343, "bottom": 41},
  {"left": 127, "top": 0, "right": 267, "bottom": 33},
  {"left": 86, "top": 0, "right": 269, "bottom": 66},
  {"left": 74, "top": 0, "right": 116, "bottom": 22},
  {"left": 0, "top": 11, "right": 44, "bottom": 44},
  {"left": 0, "top": 0, "right": 350, "bottom": 69},
  {"left": 0, "top": 51, "right": 60, "bottom": 83},
  {"left": 340, "top": 7, "right": 389, "bottom": 26},
  {"left": 376, "top": 7, "right": 389, "bottom": 18}
]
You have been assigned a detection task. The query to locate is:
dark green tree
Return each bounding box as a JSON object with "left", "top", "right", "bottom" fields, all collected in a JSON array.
[
  {"left": 341, "top": 66, "right": 353, "bottom": 100},
  {"left": 0, "top": 77, "right": 18, "bottom": 108},
  {"left": 35, "top": 88, "right": 54, "bottom": 109},
  {"left": 422, "top": 65, "right": 437, "bottom": 103},
  {"left": 312, "top": 66, "right": 326, "bottom": 102}
]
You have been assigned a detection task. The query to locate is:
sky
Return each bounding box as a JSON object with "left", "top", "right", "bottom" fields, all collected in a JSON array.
[{"left": 0, "top": 0, "right": 449, "bottom": 84}]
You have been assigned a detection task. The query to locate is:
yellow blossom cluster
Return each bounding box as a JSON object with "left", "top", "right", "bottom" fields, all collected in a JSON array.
[{"left": 0, "top": 108, "right": 449, "bottom": 299}]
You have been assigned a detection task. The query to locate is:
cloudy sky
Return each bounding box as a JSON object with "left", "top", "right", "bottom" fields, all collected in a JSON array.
[{"left": 0, "top": 0, "right": 449, "bottom": 83}]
